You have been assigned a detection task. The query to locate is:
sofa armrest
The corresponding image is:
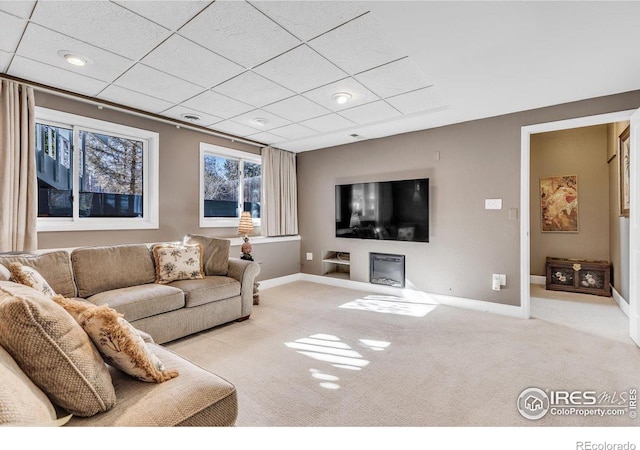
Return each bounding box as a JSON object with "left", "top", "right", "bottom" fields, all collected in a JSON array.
[{"left": 227, "top": 258, "right": 260, "bottom": 317}]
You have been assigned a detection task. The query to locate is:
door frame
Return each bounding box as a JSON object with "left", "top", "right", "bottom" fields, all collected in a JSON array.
[{"left": 520, "top": 109, "right": 637, "bottom": 339}]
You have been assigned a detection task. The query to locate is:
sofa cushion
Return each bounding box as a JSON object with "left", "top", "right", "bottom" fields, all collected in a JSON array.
[
  {"left": 170, "top": 276, "right": 241, "bottom": 308},
  {"left": 183, "top": 233, "right": 230, "bottom": 276},
  {"left": 8, "top": 262, "right": 56, "bottom": 298},
  {"left": 52, "top": 295, "right": 179, "bottom": 383},
  {"left": 0, "top": 281, "right": 116, "bottom": 417},
  {"left": 66, "top": 344, "right": 237, "bottom": 426},
  {"left": 152, "top": 243, "right": 205, "bottom": 284},
  {"left": 0, "top": 345, "right": 58, "bottom": 426},
  {"left": 72, "top": 244, "right": 156, "bottom": 298},
  {"left": 0, "top": 251, "right": 76, "bottom": 298},
  {"left": 88, "top": 284, "right": 185, "bottom": 322}
]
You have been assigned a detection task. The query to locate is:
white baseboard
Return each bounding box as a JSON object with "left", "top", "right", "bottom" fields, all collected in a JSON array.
[
  {"left": 530, "top": 275, "right": 546, "bottom": 285},
  {"left": 612, "top": 286, "right": 630, "bottom": 317},
  {"left": 260, "top": 272, "right": 526, "bottom": 319}
]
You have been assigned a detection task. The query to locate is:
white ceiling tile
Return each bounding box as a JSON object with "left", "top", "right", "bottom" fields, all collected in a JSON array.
[
  {"left": 250, "top": 1, "right": 370, "bottom": 41},
  {"left": 97, "top": 85, "right": 174, "bottom": 113},
  {"left": 338, "top": 101, "right": 401, "bottom": 125},
  {"left": 309, "top": 13, "right": 406, "bottom": 75},
  {"left": 262, "top": 95, "right": 330, "bottom": 122},
  {"left": 141, "top": 34, "right": 244, "bottom": 88},
  {"left": 355, "top": 58, "right": 432, "bottom": 99},
  {"left": 246, "top": 131, "right": 284, "bottom": 145},
  {"left": 0, "top": 10, "right": 26, "bottom": 53},
  {"left": 30, "top": 1, "right": 170, "bottom": 60},
  {"left": 0, "top": 50, "right": 12, "bottom": 72},
  {"left": 254, "top": 45, "right": 347, "bottom": 93},
  {"left": 230, "top": 109, "right": 292, "bottom": 132},
  {"left": 17, "top": 24, "right": 133, "bottom": 82},
  {"left": 268, "top": 123, "right": 318, "bottom": 140},
  {"left": 113, "top": 1, "right": 209, "bottom": 31},
  {"left": 181, "top": 90, "right": 254, "bottom": 119},
  {"left": 8, "top": 56, "right": 107, "bottom": 96},
  {"left": 114, "top": 63, "right": 203, "bottom": 104},
  {"left": 212, "top": 71, "right": 294, "bottom": 108},
  {"left": 386, "top": 87, "right": 447, "bottom": 115},
  {"left": 162, "top": 105, "right": 222, "bottom": 127},
  {"left": 303, "top": 77, "right": 379, "bottom": 112},
  {"left": 178, "top": 0, "right": 300, "bottom": 69},
  {"left": 0, "top": 1, "right": 35, "bottom": 18},
  {"left": 299, "top": 113, "right": 356, "bottom": 133},
  {"left": 210, "top": 120, "right": 262, "bottom": 138}
]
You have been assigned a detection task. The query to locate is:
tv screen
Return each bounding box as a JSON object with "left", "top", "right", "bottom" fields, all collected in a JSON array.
[{"left": 335, "top": 178, "right": 429, "bottom": 242}]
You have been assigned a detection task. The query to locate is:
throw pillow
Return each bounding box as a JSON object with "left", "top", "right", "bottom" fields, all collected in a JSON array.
[
  {"left": 0, "top": 281, "right": 116, "bottom": 417},
  {"left": 0, "top": 264, "right": 9, "bottom": 281},
  {"left": 8, "top": 262, "right": 56, "bottom": 298},
  {"left": 152, "top": 243, "right": 204, "bottom": 284},
  {"left": 52, "top": 295, "right": 179, "bottom": 383},
  {"left": 183, "top": 233, "right": 230, "bottom": 276}
]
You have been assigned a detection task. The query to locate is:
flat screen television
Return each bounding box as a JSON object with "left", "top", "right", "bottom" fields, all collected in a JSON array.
[{"left": 335, "top": 178, "right": 429, "bottom": 242}]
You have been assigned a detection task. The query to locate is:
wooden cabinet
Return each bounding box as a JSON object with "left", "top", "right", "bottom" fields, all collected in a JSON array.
[{"left": 545, "top": 257, "right": 611, "bottom": 297}]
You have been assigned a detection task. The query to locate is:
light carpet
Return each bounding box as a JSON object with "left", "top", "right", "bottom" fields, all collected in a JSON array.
[{"left": 166, "top": 281, "right": 640, "bottom": 427}]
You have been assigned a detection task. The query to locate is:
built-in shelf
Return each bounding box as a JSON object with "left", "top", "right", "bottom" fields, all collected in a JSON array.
[
  {"left": 322, "top": 251, "right": 350, "bottom": 279},
  {"left": 321, "top": 257, "right": 351, "bottom": 266}
]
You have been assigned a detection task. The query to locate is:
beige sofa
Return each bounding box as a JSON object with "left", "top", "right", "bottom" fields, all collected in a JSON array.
[{"left": 0, "top": 238, "right": 260, "bottom": 426}]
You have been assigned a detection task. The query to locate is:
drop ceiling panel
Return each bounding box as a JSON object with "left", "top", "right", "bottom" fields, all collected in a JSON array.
[
  {"left": 178, "top": 0, "right": 301, "bottom": 69},
  {"left": 181, "top": 90, "right": 254, "bottom": 119},
  {"left": 113, "top": 1, "right": 210, "bottom": 31},
  {"left": 0, "top": 11, "right": 27, "bottom": 53},
  {"left": 210, "top": 120, "right": 261, "bottom": 138},
  {"left": 141, "top": 35, "right": 245, "bottom": 89},
  {"left": 8, "top": 56, "right": 107, "bottom": 97},
  {"left": 97, "top": 85, "right": 174, "bottom": 113},
  {"left": 30, "top": 1, "right": 171, "bottom": 60},
  {"left": 309, "top": 13, "right": 406, "bottom": 75},
  {"left": 262, "top": 95, "right": 330, "bottom": 122},
  {"left": 212, "top": 71, "right": 294, "bottom": 108},
  {"left": 114, "top": 63, "right": 203, "bottom": 104},
  {"left": 269, "top": 123, "right": 318, "bottom": 140},
  {"left": 17, "top": 24, "right": 134, "bottom": 82},
  {"left": 299, "top": 113, "right": 356, "bottom": 133},
  {"left": 246, "top": 131, "right": 284, "bottom": 145},
  {"left": 254, "top": 45, "right": 347, "bottom": 93},
  {"left": 355, "top": 58, "right": 432, "bottom": 99},
  {"left": 231, "top": 109, "right": 292, "bottom": 132},
  {"left": 386, "top": 87, "right": 447, "bottom": 115},
  {"left": 0, "top": 1, "right": 34, "bottom": 18},
  {"left": 303, "top": 77, "right": 379, "bottom": 111},
  {"left": 0, "top": 50, "right": 12, "bottom": 73},
  {"left": 338, "top": 100, "right": 401, "bottom": 125},
  {"left": 249, "top": 1, "right": 370, "bottom": 42},
  {"left": 162, "top": 105, "right": 222, "bottom": 127}
]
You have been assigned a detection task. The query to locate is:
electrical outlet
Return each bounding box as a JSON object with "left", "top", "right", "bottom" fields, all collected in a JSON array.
[
  {"left": 492, "top": 274, "right": 501, "bottom": 291},
  {"left": 306, "top": 252, "right": 313, "bottom": 261}
]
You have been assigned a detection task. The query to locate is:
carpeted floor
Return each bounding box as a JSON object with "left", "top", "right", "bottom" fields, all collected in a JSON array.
[{"left": 166, "top": 281, "right": 640, "bottom": 427}]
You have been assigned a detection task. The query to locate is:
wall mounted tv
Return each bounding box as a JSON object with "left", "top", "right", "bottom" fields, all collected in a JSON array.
[{"left": 335, "top": 178, "right": 429, "bottom": 243}]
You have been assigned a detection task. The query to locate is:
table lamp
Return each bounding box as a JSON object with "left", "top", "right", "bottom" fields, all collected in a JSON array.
[{"left": 237, "top": 212, "right": 255, "bottom": 261}]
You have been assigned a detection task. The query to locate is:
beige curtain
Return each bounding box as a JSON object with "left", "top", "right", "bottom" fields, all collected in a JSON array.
[
  {"left": 261, "top": 146, "right": 298, "bottom": 236},
  {"left": 0, "top": 80, "right": 37, "bottom": 252}
]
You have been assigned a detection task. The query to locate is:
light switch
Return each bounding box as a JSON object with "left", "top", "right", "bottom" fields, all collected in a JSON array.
[
  {"left": 306, "top": 252, "right": 313, "bottom": 261},
  {"left": 485, "top": 199, "right": 502, "bottom": 210}
]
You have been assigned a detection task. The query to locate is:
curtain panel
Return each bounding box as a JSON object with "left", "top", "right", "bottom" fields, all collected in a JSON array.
[
  {"left": 0, "top": 80, "right": 37, "bottom": 252},
  {"left": 261, "top": 146, "right": 298, "bottom": 237}
]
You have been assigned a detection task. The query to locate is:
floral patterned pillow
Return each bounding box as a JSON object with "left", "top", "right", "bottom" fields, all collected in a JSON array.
[
  {"left": 152, "top": 243, "right": 204, "bottom": 284},
  {"left": 8, "top": 263, "right": 56, "bottom": 298}
]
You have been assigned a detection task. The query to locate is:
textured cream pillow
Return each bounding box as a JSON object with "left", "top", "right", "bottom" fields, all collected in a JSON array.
[
  {"left": 0, "top": 281, "right": 116, "bottom": 417},
  {"left": 183, "top": 233, "right": 230, "bottom": 276},
  {"left": 0, "top": 264, "right": 10, "bottom": 281},
  {"left": 53, "top": 295, "right": 179, "bottom": 383},
  {"left": 8, "top": 262, "right": 56, "bottom": 298},
  {"left": 152, "top": 243, "right": 204, "bottom": 284}
]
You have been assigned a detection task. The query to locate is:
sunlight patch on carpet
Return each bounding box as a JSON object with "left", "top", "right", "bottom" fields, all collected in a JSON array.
[{"left": 339, "top": 295, "right": 438, "bottom": 317}]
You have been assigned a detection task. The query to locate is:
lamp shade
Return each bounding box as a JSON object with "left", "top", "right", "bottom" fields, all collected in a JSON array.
[{"left": 237, "top": 212, "right": 255, "bottom": 236}]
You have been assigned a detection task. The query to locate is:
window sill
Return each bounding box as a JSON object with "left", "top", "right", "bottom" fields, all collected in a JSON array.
[
  {"left": 227, "top": 235, "right": 300, "bottom": 246},
  {"left": 37, "top": 217, "right": 159, "bottom": 232}
]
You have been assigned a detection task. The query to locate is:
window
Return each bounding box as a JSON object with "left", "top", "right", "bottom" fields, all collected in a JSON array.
[
  {"left": 35, "top": 107, "right": 159, "bottom": 231},
  {"left": 200, "top": 143, "right": 261, "bottom": 228}
]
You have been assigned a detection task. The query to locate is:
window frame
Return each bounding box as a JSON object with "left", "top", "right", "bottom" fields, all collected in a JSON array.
[
  {"left": 35, "top": 107, "right": 159, "bottom": 232},
  {"left": 199, "top": 142, "right": 261, "bottom": 228}
]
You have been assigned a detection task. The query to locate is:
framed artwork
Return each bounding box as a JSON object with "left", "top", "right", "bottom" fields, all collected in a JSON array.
[
  {"left": 540, "top": 175, "right": 578, "bottom": 232},
  {"left": 619, "top": 125, "right": 630, "bottom": 217}
]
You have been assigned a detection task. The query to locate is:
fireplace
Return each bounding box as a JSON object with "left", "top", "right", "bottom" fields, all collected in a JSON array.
[{"left": 369, "top": 253, "right": 405, "bottom": 288}]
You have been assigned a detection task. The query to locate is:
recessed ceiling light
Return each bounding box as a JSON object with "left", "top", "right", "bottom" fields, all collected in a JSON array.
[
  {"left": 58, "top": 50, "right": 89, "bottom": 67},
  {"left": 332, "top": 92, "right": 352, "bottom": 105},
  {"left": 253, "top": 118, "right": 269, "bottom": 126},
  {"left": 181, "top": 113, "right": 201, "bottom": 122}
]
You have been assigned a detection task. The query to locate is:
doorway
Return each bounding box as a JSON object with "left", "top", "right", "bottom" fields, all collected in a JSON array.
[{"left": 520, "top": 108, "right": 640, "bottom": 345}]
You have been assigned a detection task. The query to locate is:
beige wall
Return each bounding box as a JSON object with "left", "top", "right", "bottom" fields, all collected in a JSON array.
[
  {"left": 608, "top": 121, "right": 631, "bottom": 301},
  {"left": 297, "top": 90, "right": 640, "bottom": 307},
  {"left": 34, "top": 91, "right": 300, "bottom": 280},
  {"left": 529, "top": 125, "right": 610, "bottom": 276}
]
